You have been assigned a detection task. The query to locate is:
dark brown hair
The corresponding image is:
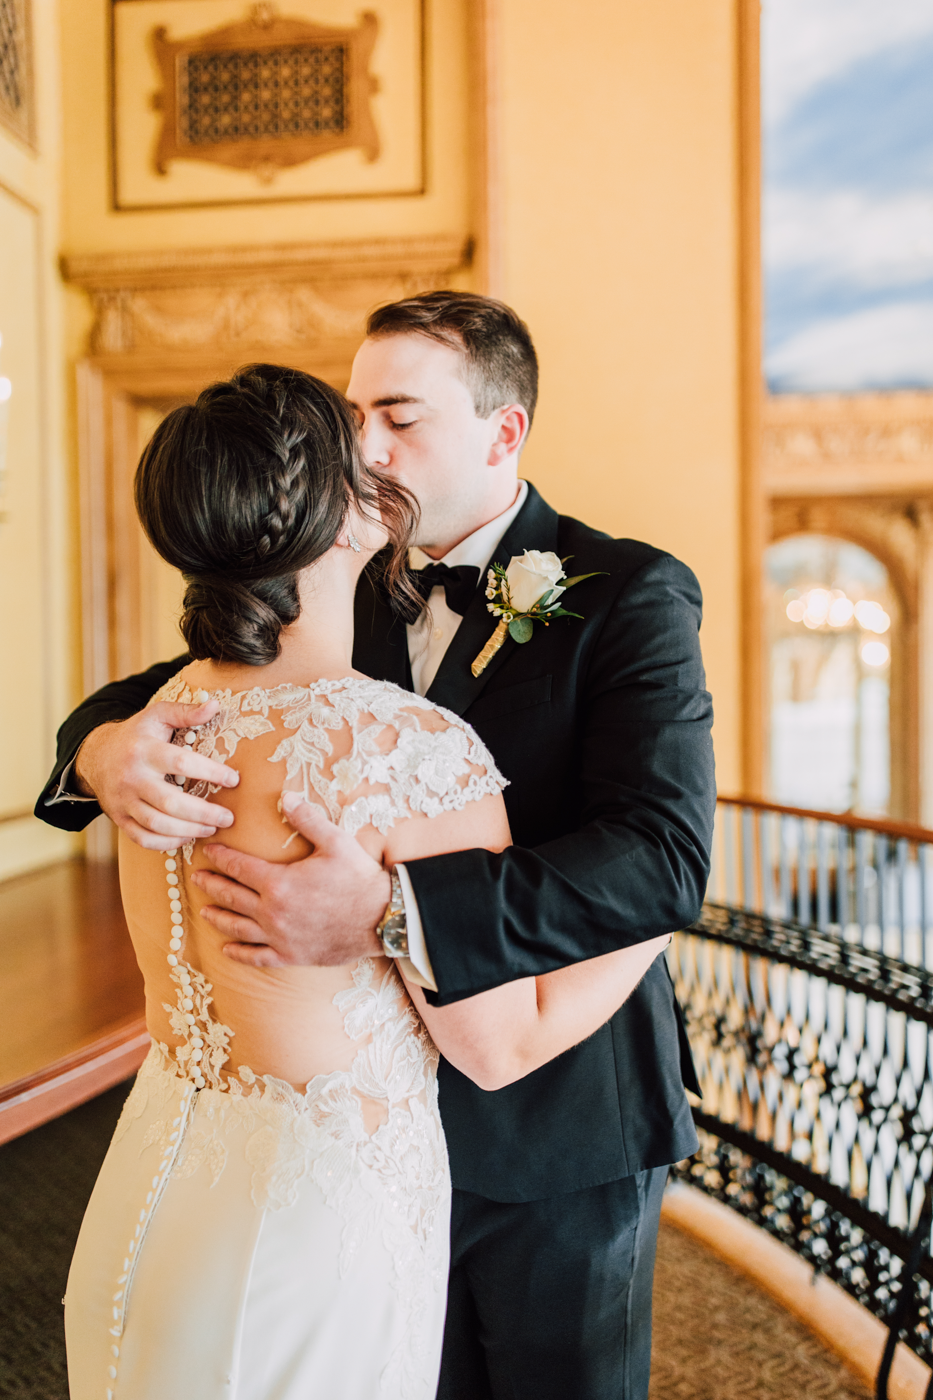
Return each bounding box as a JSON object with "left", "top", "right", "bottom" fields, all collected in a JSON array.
[
  {"left": 135, "top": 363, "right": 418, "bottom": 666},
  {"left": 367, "top": 290, "right": 539, "bottom": 428}
]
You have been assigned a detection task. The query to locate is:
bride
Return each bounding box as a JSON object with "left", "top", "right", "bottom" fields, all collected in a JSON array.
[{"left": 64, "top": 363, "right": 669, "bottom": 1400}]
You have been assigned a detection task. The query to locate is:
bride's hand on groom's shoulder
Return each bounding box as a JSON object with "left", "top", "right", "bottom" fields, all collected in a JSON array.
[
  {"left": 75, "top": 701, "right": 240, "bottom": 851},
  {"left": 191, "top": 798, "right": 392, "bottom": 969}
]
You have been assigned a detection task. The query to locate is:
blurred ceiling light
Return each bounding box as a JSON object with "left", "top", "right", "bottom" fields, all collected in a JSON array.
[
  {"left": 785, "top": 587, "right": 893, "bottom": 635},
  {"left": 803, "top": 587, "right": 831, "bottom": 627},
  {"left": 861, "top": 640, "right": 890, "bottom": 667},
  {"left": 828, "top": 595, "right": 854, "bottom": 627},
  {"left": 854, "top": 599, "right": 890, "bottom": 633},
  {"left": 0, "top": 377, "right": 11, "bottom": 403}
]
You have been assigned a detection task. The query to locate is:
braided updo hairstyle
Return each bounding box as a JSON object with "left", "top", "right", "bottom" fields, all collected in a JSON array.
[{"left": 134, "top": 363, "right": 417, "bottom": 666}]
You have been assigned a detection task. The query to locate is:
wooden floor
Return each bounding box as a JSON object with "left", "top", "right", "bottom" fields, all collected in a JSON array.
[{"left": 0, "top": 859, "right": 146, "bottom": 1141}]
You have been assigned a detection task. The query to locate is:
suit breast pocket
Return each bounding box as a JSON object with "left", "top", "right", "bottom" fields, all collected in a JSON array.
[{"left": 466, "top": 674, "right": 552, "bottom": 724}]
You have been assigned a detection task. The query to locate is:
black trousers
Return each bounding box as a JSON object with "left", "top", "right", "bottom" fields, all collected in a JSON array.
[{"left": 437, "top": 1166, "right": 668, "bottom": 1400}]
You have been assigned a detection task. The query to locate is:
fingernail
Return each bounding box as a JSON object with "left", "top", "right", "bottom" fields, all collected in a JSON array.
[{"left": 281, "top": 791, "right": 304, "bottom": 813}]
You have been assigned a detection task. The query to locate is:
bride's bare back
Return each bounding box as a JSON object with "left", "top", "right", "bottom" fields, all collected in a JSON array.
[{"left": 119, "top": 669, "right": 509, "bottom": 1097}]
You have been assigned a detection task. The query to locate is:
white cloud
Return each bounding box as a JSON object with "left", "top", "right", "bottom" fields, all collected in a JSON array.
[
  {"left": 763, "top": 0, "right": 933, "bottom": 127},
  {"left": 767, "top": 300, "right": 933, "bottom": 391},
  {"left": 764, "top": 190, "right": 933, "bottom": 288}
]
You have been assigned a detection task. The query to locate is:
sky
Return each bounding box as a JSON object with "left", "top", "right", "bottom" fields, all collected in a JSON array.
[{"left": 763, "top": 0, "right": 933, "bottom": 392}]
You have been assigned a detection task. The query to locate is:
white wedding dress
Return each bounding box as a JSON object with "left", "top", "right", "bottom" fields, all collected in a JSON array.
[{"left": 65, "top": 675, "right": 506, "bottom": 1400}]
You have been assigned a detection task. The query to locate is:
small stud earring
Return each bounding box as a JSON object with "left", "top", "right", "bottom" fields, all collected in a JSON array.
[{"left": 348, "top": 534, "right": 361, "bottom": 553}]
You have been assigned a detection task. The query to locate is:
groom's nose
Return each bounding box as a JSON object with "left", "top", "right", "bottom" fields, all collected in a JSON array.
[{"left": 359, "top": 417, "right": 392, "bottom": 469}]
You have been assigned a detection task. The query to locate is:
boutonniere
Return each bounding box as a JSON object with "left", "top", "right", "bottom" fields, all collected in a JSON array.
[{"left": 471, "top": 550, "right": 605, "bottom": 677}]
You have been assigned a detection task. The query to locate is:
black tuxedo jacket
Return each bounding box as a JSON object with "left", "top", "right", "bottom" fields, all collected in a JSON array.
[{"left": 36, "top": 484, "right": 714, "bottom": 1201}]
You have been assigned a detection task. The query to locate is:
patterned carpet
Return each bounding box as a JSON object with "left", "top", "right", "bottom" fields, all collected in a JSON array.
[
  {"left": 650, "top": 1224, "right": 871, "bottom": 1399},
  {"left": 0, "top": 1081, "right": 132, "bottom": 1400},
  {"left": 0, "top": 1083, "right": 872, "bottom": 1400}
]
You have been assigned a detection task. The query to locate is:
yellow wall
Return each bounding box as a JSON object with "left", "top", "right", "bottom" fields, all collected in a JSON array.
[
  {"left": 0, "top": 0, "right": 79, "bottom": 879},
  {"left": 491, "top": 0, "right": 742, "bottom": 793}
]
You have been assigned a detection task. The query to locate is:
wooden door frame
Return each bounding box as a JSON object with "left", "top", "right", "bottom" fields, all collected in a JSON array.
[{"left": 737, "top": 0, "right": 766, "bottom": 798}]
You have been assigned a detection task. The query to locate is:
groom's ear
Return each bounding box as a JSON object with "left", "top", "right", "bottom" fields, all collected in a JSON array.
[{"left": 487, "top": 403, "right": 529, "bottom": 465}]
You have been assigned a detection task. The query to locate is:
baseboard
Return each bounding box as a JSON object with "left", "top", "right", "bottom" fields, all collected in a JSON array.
[{"left": 0, "top": 1018, "right": 149, "bottom": 1145}]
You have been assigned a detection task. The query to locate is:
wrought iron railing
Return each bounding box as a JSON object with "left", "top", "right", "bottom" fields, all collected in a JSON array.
[{"left": 669, "top": 796, "right": 933, "bottom": 1397}]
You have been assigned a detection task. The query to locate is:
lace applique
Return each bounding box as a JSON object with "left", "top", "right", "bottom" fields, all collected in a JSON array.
[{"left": 152, "top": 673, "right": 507, "bottom": 861}]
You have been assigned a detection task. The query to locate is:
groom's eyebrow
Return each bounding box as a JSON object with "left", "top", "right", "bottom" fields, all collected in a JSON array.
[{"left": 352, "top": 394, "right": 426, "bottom": 409}]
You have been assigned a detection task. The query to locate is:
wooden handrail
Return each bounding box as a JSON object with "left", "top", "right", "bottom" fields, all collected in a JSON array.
[{"left": 718, "top": 795, "right": 933, "bottom": 846}]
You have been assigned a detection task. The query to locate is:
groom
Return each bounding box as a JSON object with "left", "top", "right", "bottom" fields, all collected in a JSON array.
[{"left": 37, "top": 292, "right": 715, "bottom": 1399}]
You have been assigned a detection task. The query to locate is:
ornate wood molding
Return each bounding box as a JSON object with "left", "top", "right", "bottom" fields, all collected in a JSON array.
[
  {"left": 62, "top": 234, "right": 471, "bottom": 358},
  {"left": 764, "top": 392, "right": 933, "bottom": 498}
]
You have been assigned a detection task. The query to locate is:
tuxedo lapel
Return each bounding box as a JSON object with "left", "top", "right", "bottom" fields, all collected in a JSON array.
[
  {"left": 353, "top": 562, "right": 413, "bottom": 689},
  {"left": 426, "top": 484, "right": 560, "bottom": 717}
]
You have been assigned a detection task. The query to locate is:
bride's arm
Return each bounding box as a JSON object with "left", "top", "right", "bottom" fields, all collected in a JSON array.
[{"left": 383, "top": 796, "right": 671, "bottom": 1091}]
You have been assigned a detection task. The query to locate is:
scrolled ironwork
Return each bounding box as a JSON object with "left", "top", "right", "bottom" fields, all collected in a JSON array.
[{"left": 672, "top": 809, "right": 933, "bottom": 1386}]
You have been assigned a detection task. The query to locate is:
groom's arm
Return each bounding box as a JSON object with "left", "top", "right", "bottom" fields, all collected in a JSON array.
[
  {"left": 405, "top": 553, "right": 716, "bottom": 1006},
  {"left": 35, "top": 656, "right": 189, "bottom": 830}
]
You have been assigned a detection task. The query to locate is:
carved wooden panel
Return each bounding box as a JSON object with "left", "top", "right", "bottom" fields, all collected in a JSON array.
[
  {"left": 151, "top": 8, "right": 379, "bottom": 177},
  {"left": 0, "top": 0, "right": 33, "bottom": 147},
  {"left": 764, "top": 392, "right": 933, "bottom": 498},
  {"left": 112, "top": 0, "right": 424, "bottom": 210}
]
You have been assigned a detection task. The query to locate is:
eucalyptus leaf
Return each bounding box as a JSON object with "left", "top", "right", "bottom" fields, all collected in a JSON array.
[
  {"left": 562, "top": 571, "right": 608, "bottom": 589},
  {"left": 508, "top": 616, "right": 535, "bottom": 644}
]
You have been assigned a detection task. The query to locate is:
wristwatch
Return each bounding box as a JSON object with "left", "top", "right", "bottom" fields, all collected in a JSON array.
[{"left": 376, "top": 870, "right": 409, "bottom": 959}]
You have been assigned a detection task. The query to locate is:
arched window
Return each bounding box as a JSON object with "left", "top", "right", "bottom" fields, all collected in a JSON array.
[{"left": 765, "top": 534, "right": 899, "bottom": 815}]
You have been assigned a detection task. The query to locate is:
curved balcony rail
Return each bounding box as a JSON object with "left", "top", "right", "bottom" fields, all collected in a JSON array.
[{"left": 669, "top": 796, "right": 933, "bottom": 1398}]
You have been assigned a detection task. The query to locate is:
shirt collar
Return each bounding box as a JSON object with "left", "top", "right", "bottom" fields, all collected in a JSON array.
[{"left": 409, "top": 480, "right": 529, "bottom": 574}]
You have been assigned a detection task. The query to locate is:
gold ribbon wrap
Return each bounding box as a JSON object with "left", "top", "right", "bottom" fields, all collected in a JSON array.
[{"left": 471, "top": 618, "right": 509, "bottom": 677}]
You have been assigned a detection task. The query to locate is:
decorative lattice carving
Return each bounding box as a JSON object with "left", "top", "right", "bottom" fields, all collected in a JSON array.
[
  {"left": 180, "top": 43, "right": 347, "bottom": 147},
  {"left": 0, "top": 0, "right": 32, "bottom": 145},
  {"left": 151, "top": 8, "right": 378, "bottom": 179}
]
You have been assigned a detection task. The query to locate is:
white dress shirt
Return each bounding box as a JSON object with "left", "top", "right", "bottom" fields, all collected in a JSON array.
[
  {"left": 406, "top": 480, "right": 529, "bottom": 697},
  {"left": 397, "top": 481, "right": 527, "bottom": 989},
  {"left": 47, "top": 482, "right": 529, "bottom": 995}
]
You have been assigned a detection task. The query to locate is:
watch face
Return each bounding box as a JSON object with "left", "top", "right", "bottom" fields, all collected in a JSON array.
[{"left": 384, "top": 920, "right": 408, "bottom": 957}]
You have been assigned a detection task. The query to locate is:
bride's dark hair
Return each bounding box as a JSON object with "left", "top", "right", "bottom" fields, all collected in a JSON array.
[{"left": 135, "top": 363, "right": 418, "bottom": 666}]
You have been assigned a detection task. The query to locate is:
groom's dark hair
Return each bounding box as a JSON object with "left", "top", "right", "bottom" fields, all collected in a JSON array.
[{"left": 367, "top": 291, "right": 539, "bottom": 428}]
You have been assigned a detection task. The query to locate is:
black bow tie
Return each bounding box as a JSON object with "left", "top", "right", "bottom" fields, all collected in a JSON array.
[{"left": 411, "top": 562, "right": 481, "bottom": 617}]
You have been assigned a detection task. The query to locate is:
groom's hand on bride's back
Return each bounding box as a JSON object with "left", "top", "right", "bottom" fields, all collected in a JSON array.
[
  {"left": 75, "top": 702, "right": 239, "bottom": 850},
  {"left": 191, "top": 797, "right": 391, "bottom": 968}
]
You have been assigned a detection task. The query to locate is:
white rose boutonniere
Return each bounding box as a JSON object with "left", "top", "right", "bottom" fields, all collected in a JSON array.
[
  {"left": 471, "top": 549, "right": 606, "bottom": 676},
  {"left": 505, "top": 550, "right": 567, "bottom": 612}
]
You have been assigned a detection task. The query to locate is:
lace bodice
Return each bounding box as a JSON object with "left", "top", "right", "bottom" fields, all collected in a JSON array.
[
  {"left": 158, "top": 672, "right": 506, "bottom": 860},
  {"left": 124, "top": 672, "right": 506, "bottom": 1106}
]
